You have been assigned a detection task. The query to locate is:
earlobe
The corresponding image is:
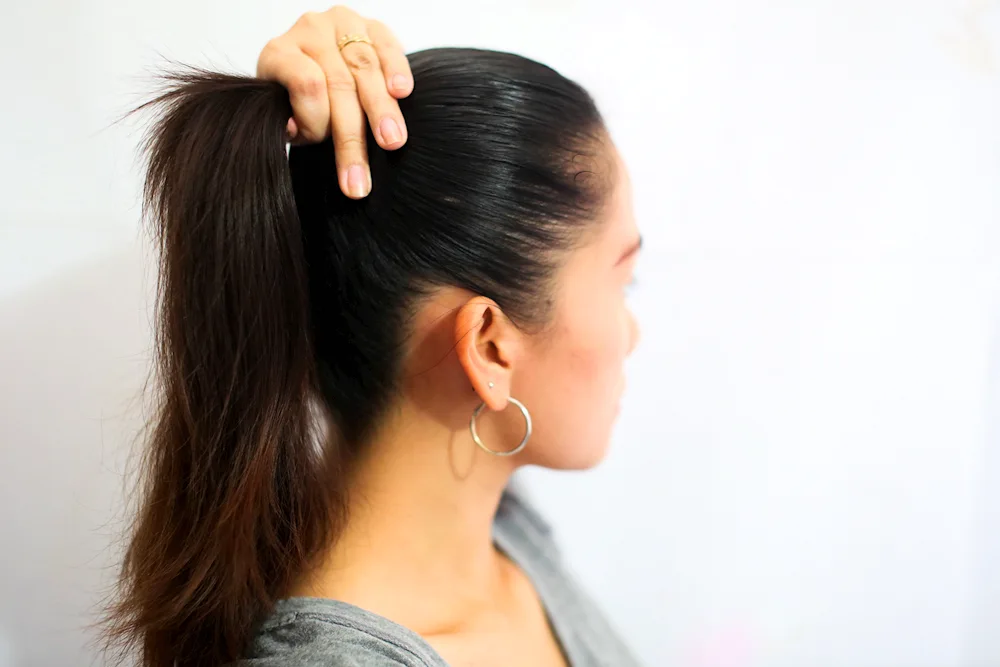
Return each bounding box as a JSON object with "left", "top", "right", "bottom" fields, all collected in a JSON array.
[{"left": 454, "top": 297, "right": 517, "bottom": 411}]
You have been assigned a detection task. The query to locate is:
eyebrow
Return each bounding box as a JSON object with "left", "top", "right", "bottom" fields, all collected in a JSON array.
[{"left": 616, "top": 235, "right": 643, "bottom": 265}]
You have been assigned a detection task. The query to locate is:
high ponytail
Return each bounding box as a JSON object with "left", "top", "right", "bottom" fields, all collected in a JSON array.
[
  {"left": 96, "top": 48, "right": 615, "bottom": 667},
  {"left": 96, "top": 66, "right": 340, "bottom": 667}
]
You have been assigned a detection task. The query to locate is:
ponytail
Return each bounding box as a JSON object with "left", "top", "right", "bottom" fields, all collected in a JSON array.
[
  {"left": 96, "top": 66, "right": 339, "bottom": 667},
  {"left": 94, "top": 47, "right": 618, "bottom": 667}
]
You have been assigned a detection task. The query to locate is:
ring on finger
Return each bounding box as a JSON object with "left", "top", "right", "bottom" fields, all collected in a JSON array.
[{"left": 337, "top": 34, "right": 374, "bottom": 51}]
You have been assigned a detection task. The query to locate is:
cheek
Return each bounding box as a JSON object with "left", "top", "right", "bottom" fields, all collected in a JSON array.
[
  {"left": 533, "top": 318, "right": 626, "bottom": 467},
  {"left": 571, "top": 320, "right": 627, "bottom": 384},
  {"left": 517, "top": 300, "right": 631, "bottom": 468},
  {"left": 548, "top": 303, "right": 630, "bottom": 407}
]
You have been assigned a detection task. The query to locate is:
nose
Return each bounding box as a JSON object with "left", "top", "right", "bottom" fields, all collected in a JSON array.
[{"left": 626, "top": 309, "right": 641, "bottom": 356}]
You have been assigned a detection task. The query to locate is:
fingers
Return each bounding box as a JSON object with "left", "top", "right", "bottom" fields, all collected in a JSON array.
[
  {"left": 331, "top": 18, "right": 408, "bottom": 152},
  {"left": 257, "top": 39, "right": 331, "bottom": 144},
  {"left": 307, "top": 41, "right": 372, "bottom": 198},
  {"left": 366, "top": 19, "right": 413, "bottom": 98},
  {"left": 255, "top": 6, "right": 414, "bottom": 199}
]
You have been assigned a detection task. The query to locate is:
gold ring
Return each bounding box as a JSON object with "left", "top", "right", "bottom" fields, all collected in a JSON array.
[{"left": 337, "top": 34, "right": 373, "bottom": 51}]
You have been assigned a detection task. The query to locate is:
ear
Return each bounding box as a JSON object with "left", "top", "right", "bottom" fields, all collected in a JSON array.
[{"left": 454, "top": 297, "right": 523, "bottom": 412}]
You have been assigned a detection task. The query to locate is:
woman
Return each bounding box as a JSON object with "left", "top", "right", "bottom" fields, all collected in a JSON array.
[{"left": 98, "top": 6, "right": 644, "bottom": 666}]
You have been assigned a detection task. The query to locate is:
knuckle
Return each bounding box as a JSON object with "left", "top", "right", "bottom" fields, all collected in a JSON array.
[
  {"left": 326, "top": 74, "right": 357, "bottom": 94},
  {"left": 342, "top": 47, "right": 376, "bottom": 71},
  {"left": 334, "top": 134, "right": 367, "bottom": 152},
  {"left": 367, "top": 19, "right": 399, "bottom": 48},
  {"left": 366, "top": 18, "right": 388, "bottom": 37},
  {"left": 257, "top": 38, "right": 287, "bottom": 73},
  {"left": 297, "top": 10, "right": 322, "bottom": 28},
  {"left": 287, "top": 72, "right": 325, "bottom": 99},
  {"left": 260, "top": 37, "right": 281, "bottom": 56}
]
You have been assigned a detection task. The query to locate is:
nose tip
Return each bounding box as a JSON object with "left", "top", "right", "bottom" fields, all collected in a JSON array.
[{"left": 627, "top": 313, "right": 641, "bottom": 356}]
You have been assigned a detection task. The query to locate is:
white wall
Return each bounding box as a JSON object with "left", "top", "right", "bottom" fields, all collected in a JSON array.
[{"left": 1, "top": 1, "right": 998, "bottom": 665}]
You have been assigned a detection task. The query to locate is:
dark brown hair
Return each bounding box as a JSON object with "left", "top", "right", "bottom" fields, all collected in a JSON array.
[{"left": 95, "top": 47, "right": 610, "bottom": 667}]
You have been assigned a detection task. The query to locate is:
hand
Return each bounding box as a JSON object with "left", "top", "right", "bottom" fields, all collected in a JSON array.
[{"left": 256, "top": 5, "right": 413, "bottom": 198}]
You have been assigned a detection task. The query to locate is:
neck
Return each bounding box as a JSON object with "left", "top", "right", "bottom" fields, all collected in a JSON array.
[{"left": 294, "top": 398, "right": 519, "bottom": 632}]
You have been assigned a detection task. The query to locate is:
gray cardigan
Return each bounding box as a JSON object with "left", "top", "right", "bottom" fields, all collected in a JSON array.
[{"left": 242, "top": 488, "right": 642, "bottom": 666}]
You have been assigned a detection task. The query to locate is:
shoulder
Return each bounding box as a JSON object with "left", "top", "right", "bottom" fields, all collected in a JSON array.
[{"left": 242, "top": 598, "right": 442, "bottom": 667}]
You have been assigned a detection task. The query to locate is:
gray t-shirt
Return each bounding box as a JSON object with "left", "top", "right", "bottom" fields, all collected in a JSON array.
[{"left": 242, "top": 488, "right": 643, "bottom": 666}]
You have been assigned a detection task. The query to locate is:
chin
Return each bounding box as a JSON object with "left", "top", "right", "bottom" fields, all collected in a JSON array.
[
  {"left": 561, "top": 447, "right": 611, "bottom": 471},
  {"left": 520, "top": 405, "right": 619, "bottom": 470},
  {"left": 529, "top": 432, "right": 614, "bottom": 471}
]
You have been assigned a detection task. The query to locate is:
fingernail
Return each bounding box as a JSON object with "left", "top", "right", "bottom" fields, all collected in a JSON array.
[
  {"left": 392, "top": 74, "right": 409, "bottom": 92},
  {"left": 379, "top": 117, "right": 402, "bottom": 145},
  {"left": 347, "top": 164, "right": 370, "bottom": 198}
]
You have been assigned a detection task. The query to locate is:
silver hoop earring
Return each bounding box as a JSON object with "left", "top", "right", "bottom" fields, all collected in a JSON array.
[{"left": 469, "top": 397, "right": 532, "bottom": 457}]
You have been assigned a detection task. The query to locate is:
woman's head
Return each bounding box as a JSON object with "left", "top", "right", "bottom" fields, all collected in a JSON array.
[
  {"left": 97, "top": 47, "right": 639, "bottom": 667},
  {"left": 295, "top": 47, "right": 641, "bottom": 470}
]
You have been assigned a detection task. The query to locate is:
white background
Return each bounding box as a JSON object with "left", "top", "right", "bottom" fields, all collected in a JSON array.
[{"left": 1, "top": 0, "right": 998, "bottom": 665}]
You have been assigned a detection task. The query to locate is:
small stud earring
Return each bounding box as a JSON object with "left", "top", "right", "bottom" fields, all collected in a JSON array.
[{"left": 488, "top": 381, "right": 495, "bottom": 389}]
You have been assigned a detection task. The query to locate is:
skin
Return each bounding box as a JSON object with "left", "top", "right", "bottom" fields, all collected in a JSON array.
[
  {"left": 257, "top": 5, "right": 413, "bottom": 199},
  {"left": 263, "top": 7, "right": 643, "bottom": 664}
]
